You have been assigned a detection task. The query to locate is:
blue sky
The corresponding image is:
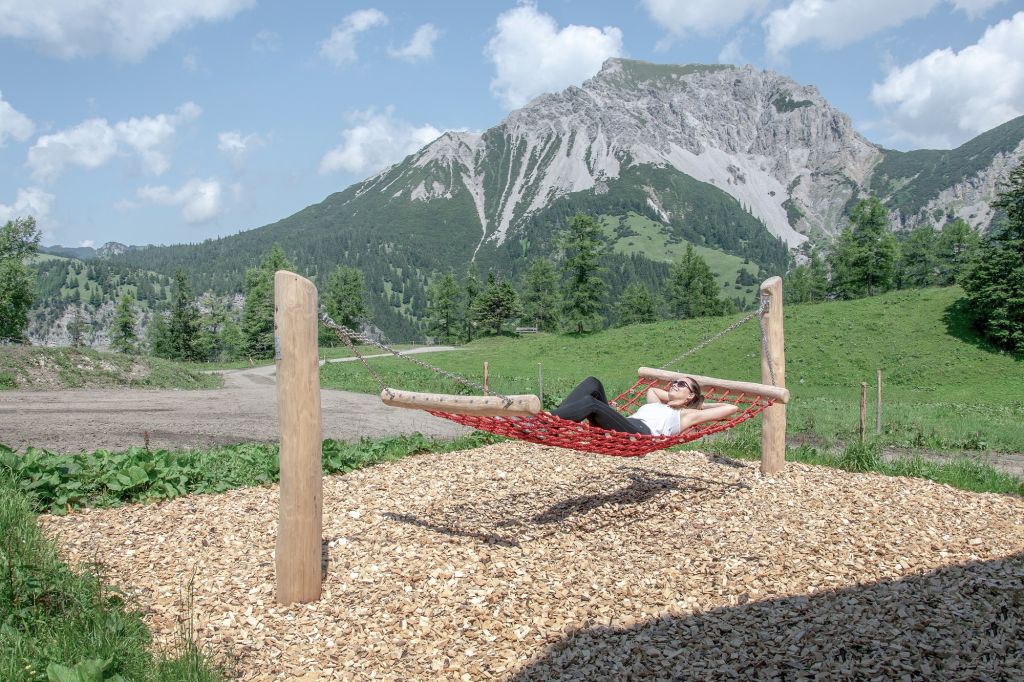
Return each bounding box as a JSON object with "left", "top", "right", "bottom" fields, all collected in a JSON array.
[{"left": 0, "top": 0, "right": 1021, "bottom": 248}]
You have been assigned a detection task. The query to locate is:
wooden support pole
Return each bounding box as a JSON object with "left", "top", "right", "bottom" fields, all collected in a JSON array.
[
  {"left": 860, "top": 382, "right": 868, "bottom": 443},
  {"left": 381, "top": 388, "right": 541, "bottom": 417},
  {"left": 538, "top": 363, "right": 544, "bottom": 407},
  {"left": 274, "top": 270, "right": 323, "bottom": 605},
  {"left": 483, "top": 361, "right": 489, "bottom": 396},
  {"left": 759, "top": 276, "right": 787, "bottom": 476},
  {"left": 876, "top": 369, "right": 882, "bottom": 436}
]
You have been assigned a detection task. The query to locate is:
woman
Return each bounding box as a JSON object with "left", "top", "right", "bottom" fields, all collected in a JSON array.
[{"left": 552, "top": 376, "right": 739, "bottom": 436}]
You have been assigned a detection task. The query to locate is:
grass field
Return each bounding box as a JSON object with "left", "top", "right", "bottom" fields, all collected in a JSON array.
[{"left": 321, "top": 287, "right": 1024, "bottom": 454}]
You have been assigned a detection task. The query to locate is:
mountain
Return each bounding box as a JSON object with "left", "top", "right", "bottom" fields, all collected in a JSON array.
[
  {"left": 40, "top": 241, "right": 133, "bottom": 260},
  {"left": 46, "top": 59, "right": 1024, "bottom": 343}
]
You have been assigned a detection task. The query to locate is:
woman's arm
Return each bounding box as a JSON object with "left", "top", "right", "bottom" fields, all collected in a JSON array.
[
  {"left": 678, "top": 403, "right": 739, "bottom": 431},
  {"left": 646, "top": 387, "right": 670, "bottom": 404}
]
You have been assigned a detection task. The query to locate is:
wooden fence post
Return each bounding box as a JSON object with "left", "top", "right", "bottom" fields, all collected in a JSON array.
[
  {"left": 274, "top": 270, "right": 323, "bottom": 604},
  {"left": 876, "top": 369, "right": 882, "bottom": 436},
  {"left": 759, "top": 277, "right": 786, "bottom": 475},
  {"left": 483, "top": 361, "right": 489, "bottom": 395},
  {"left": 860, "top": 382, "right": 868, "bottom": 443}
]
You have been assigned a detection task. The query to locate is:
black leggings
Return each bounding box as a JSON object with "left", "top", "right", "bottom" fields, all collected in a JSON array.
[{"left": 552, "top": 377, "right": 650, "bottom": 434}]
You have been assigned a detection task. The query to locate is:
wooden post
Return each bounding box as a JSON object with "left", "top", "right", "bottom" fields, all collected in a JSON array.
[
  {"left": 274, "top": 271, "right": 323, "bottom": 604},
  {"left": 759, "top": 276, "right": 787, "bottom": 475},
  {"left": 876, "top": 369, "right": 882, "bottom": 436},
  {"left": 860, "top": 382, "right": 868, "bottom": 443},
  {"left": 483, "top": 361, "right": 489, "bottom": 395},
  {"left": 538, "top": 363, "right": 544, "bottom": 407}
]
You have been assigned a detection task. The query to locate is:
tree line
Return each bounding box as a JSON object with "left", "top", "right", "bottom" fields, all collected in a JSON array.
[{"left": 4, "top": 160, "right": 1022, "bottom": 356}]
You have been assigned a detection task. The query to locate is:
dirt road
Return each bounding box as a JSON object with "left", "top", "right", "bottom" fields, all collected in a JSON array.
[{"left": 0, "top": 348, "right": 469, "bottom": 453}]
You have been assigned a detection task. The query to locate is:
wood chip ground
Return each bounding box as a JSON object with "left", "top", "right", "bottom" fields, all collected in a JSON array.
[{"left": 42, "top": 443, "right": 1024, "bottom": 680}]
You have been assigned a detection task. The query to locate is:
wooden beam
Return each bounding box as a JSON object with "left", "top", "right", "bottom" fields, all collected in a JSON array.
[
  {"left": 637, "top": 367, "right": 790, "bottom": 404},
  {"left": 381, "top": 388, "right": 541, "bottom": 417},
  {"left": 274, "top": 270, "right": 323, "bottom": 604},
  {"left": 759, "top": 276, "right": 787, "bottom": 475}
]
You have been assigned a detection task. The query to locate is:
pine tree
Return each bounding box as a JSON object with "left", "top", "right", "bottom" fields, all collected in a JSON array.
[
  {"left": 898, "top": 225, "right": 939, "bottom": 288},
  {"left": 426, "top": 271, "right": 463, "bottom": 344},
  {"left": 325, "top": 265, "right": 369, "bottom": 328},
  {"left": 67, "top": 305, "right": 88, "bottom": 348},
  {"left": 0, "top": 216, "right": 41, "bottom": 342},
  {"left": 665, "top": 245, "right": 729, "bottom": 318},
  {"left": 461, "top": 263, "right": 482, "bottom": 343},
  {"left": 168, "top": 269, "right": 200, "bottom": 361},
  {"left": 960, "top": 161, "right": 1024, "bottom": 353},
  {"left": 110, "top": 292, "right": 139, "bottom": 355},
  {"left": 520, "top": 258, "right": 561, "bottom": 331},
  {"left": 242, "top": 245, "right": 295, "bottom": 359},
  {"left": 829, "top": 198, "right": 899, "bottom": 298},
  {"left": 146, "top": 310, "right": 173, "bottom": 357},
  {"left": 559, "top": 213, "right": 607, "bottom": 334},
  {"left": 194, "top": 291, "right": 227, "bottom": 362},
  {"left": 472, "top": 273, "right": 522, "bottom": 336},
  {"left": 615, "top": 282, "right": 657, "bottom": 326},
  {"left": 935, "top": 218, "right": 980, "bottom": 285}
]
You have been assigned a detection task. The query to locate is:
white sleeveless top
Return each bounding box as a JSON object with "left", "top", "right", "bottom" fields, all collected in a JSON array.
[{"left": 631, "top": 403, "right": 681, "bottom": 436}]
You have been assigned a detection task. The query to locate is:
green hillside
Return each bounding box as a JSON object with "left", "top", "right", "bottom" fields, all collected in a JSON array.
[
  {"left": 107, "top": 161, "right": 790, "bottom": 341},
  {"left": 598, "top": 211, "right": 762, "bottom": 299},
  {"left": 871, "top": 114, "right": 1024, "bottom": 219},
  {"left": 321, "top": 287, "right": 1024, "bottom": 454}
]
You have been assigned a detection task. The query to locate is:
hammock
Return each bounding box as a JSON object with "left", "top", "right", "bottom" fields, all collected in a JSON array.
[
  {"left": 420, "top": 373, "right": 778, "bottom": 457},
  {"left": 320, "top": 294, "right": 787, "bottom": 457}
]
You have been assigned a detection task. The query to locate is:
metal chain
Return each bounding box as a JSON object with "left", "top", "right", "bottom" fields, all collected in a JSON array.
[
  {"left": 758, "top": 294, "right": 778, "bottom": 386},
  {"left": 659, "top": 294, "right": 778, "bottom": 387},
  {"left": 318, "top": 310, "right": 513, "bottom": 405},
  {"left": 658, "top": 298, "right": 765, "bottom": 370}
]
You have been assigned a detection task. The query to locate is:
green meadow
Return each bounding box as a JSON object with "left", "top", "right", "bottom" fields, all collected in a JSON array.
[
  {"left": 321, "top": 286, "right": 1024, "bottom": 454},
  {"left": 598, "top": 211, "right": 761, "bottom": 299}
]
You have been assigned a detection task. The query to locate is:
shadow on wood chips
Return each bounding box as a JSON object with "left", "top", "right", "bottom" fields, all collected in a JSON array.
[
  {"left": 511, "top": 551, "right": 1024, "bottom": 680},
  {"left": 378, "top": 467, "right": 746, "bottom": 548}
]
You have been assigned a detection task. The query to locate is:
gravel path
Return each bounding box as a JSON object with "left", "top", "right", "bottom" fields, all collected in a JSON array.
[
  {"left": 42, "top": 442, "right": 1024, "bottom": 680},
  {"left": 0, "top": 348, "right": 468, "bottom": 452}
]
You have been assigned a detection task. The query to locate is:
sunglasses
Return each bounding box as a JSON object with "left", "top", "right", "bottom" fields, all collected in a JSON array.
[{"left": 670, "top": 379, "right": 697, "bottom": 393}]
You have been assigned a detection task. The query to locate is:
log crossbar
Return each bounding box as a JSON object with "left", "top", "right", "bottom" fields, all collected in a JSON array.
[
  {"left": 638, "top": 367, "right": 790, "bottom": 404},
  {"left": 381, "top": 388, "right": 542, "bottom": 417}
]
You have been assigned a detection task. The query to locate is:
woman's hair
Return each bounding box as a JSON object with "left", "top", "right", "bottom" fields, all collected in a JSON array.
[{"left": 671, "top": 377, "right": 704, "bottom": 409}]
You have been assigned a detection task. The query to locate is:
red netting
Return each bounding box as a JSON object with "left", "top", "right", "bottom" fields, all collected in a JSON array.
[{"left": 430, "top": 378, "right": 775, "bottom": 457}]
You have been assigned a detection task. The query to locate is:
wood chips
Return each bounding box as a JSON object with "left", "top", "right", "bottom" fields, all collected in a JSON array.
[{"left": 41, "top": 442, "right": 1024, "bottom": 680}]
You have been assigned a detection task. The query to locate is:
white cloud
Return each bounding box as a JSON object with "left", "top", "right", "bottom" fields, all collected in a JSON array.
[
  {"left": 0, "top": 186, "right": 54, "bottom": 225},
  {"left": 217, "top": 130, "right": 266, "bottom": 165},
  {"left": 0, "top": 0, "right": 255, "bottom": 61},
  {"left": 388, "top": 23, "right": 440, "bottom": 61},
  {"left": 763, "top": 0, "right": 1007, "bottom": 57},
  {"left": 183, "top": 52, "right": 199, "bottom": 71},
  {"left": 79, "top": 239, "right": 94, "bottom": 248},
  {"left": 27, "top": 102, "right": 200, "bottom": 182},
  {"left": 0, "top": 91, "right": 35, "bottom": 145},
  {"left": 951, "top": 0, "right": 1007, "bottom": 17},
  {"left": 718, "top": 35, "right": 749, "bottom": 65},
  {"left": 319, "top": 9, "right": 388, "bottom": 66},
  {"left": 641, "top": 0, "right": 768, "bottom": 35},
  {"left": 27, "top": 119, "right": 119, "bottom": 181},
  {"left": 486, "top": 4, "right": 624, "bottom": 110},
  {"left": 319, "top": 106, "right": 441, "bottom": 175},
  {"left": 764, "top": 0, "right": 937, "bottom": 56},
  {"left": 871, "top": 11, "right": 1024, "bottom": 148},
  {"left": 138, "top": 178, "right": 223, "bottom": 224}
]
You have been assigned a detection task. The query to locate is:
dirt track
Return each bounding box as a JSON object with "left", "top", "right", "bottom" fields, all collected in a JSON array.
[{"left": 0, "top": 351, "right": 468, "bottom": 453}]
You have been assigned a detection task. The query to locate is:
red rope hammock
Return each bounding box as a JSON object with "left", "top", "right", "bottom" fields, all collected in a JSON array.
[{"left": 430, "top": 377, "right": 775, "bottom": 457}]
